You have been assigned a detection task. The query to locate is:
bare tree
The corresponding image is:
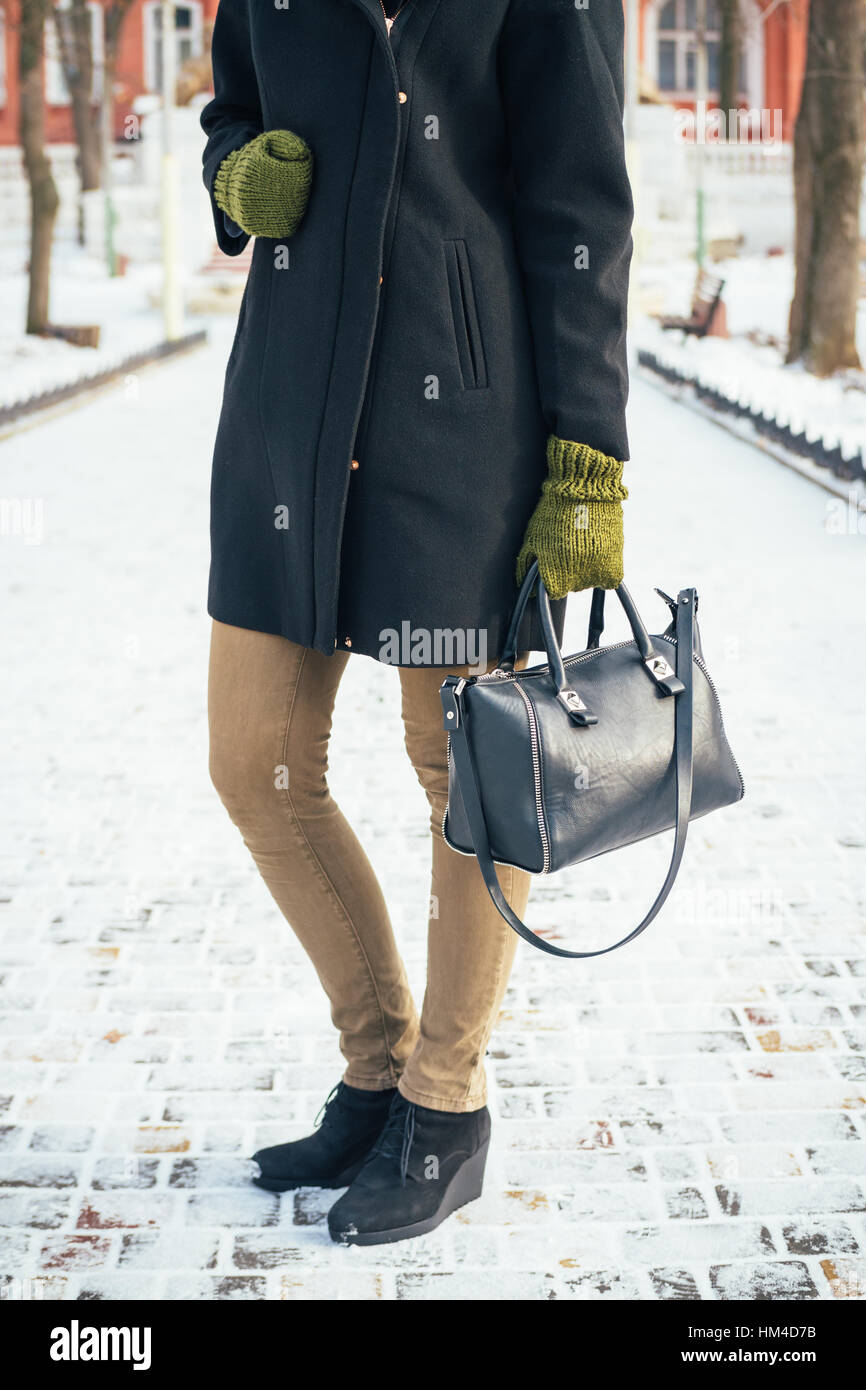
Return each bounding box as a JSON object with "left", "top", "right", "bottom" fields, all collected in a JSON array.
[
  {"left": 52, "top": 0, "right": 100, "bottom": 193},
  {"left": 788, "top": 0, "right": 864, "bottom": 375},
  {"left": 718, "top": 0, "right": 742, "bottom": 127},
  {"left": 19, "top": 0, "right": 60, "bottom": 334}
]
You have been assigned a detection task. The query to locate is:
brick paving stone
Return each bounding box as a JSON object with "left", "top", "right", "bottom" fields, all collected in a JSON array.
[
  {"left": 819, "top": 1257, "right": 866, "bottom": 1299},
  {"left": 650, "top": 1266, "right": 702, "bottom": 1299},
  {"left": 664, "top": 1187, "right": 711, "bottom": 1221},
  {"left": 709, "top": 1260, "right": 820, "bottom": 1301},
  {"left": 184, "top": 1191, "right": 280, "bottom": 1228},
  {"left": 168, "top": 1157, "right": 256, "bottom": 1188},
  {"left": 90, "top": 1158, "right": 161, "bottom": 1190},
  {"left": 28, "top": 1127, "right": 95, "bottom": 1153},
  {"left": 39, "top": 1234, "right": 114, "bottom": 1271},
  {"left": 715, "top": 1179, "right": 866, "bottom": 1218},
  {"left": 231, "top": 1233, "right": 310, "bottom": 1270},
  {"left": 396, "top": 1271, "right": 558, "bottom": 1299},
  {"left": 621, "top": 1223, "right": 775, "bottom": 1264},
  {"left": 560, "top": 1267, "right": 644, "bottom": 1299},
  {"left": 70, "top": 1274, "right": 165, "bottom": 1301},
  {"left": 118, "top": 1230, "right": 221, "bottom": 1270},
  {"left": 278, "top": 1269, "right": 394, "bottom": 1299},
  {"left": 0, "top": 1230, "right": 34, "bottom": 1274},
  {"left": 75, "top": 1194, "right": 177, "bottom": 1229},
  {"left": 719, "top": 1112, "right": 861, "bottom": 1144},
  {"left": 0, "top": 1156, "right": 79, "bottom": 1189},
  {"left": 705, "top": 1144, "right": 804, "bottom": 1180},
  {"left": 0, "top": 1194, "right": 70, "bottom": 1229},
  {"left": 1, "top": 336, "right": 864, "bottom": 1300},
  {"left": 782, "top": 1220, "right": 861, "bottom": 1256}
]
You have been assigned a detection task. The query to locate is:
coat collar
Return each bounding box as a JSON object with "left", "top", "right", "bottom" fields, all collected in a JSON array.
[{"left": 348, "top": 0, "right": 398, "bottom": 75}]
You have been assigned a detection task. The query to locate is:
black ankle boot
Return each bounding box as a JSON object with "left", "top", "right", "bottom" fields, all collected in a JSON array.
[
  {"left": 251, "top": 1082, "right": 397, "bottom": 1192},
  {"left": 327, "top": 1092, "right": 490, "bottom": 1245}
]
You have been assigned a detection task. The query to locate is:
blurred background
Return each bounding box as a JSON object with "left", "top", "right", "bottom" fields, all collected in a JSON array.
[
  {"left": 0, "top": 1, "right": 865, "bottom": 1305},
  {"left": 0, "top": 0, "right": 864, "bottom": 494}
]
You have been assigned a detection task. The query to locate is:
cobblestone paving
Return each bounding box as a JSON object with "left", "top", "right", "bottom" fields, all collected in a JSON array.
[{"left": 1, "top": 325, "right": 864, "bottom": 1300}]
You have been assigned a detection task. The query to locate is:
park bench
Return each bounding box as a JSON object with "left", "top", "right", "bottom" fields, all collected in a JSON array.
[{"left": 658, "top": 268, "right": 726, "bottom": 338}]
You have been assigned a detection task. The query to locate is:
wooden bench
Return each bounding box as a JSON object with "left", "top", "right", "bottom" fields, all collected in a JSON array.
[{"left": 658, "top": 269, "right": 726, "bottom": 338}]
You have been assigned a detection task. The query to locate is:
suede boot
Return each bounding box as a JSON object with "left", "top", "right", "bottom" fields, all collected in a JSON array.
[
  {"left": 327, "top": 1092, "right": 490, "bottom": 1245},
  {"left": 251, "top": 1081, "right": 396, "bottom": 1192}
]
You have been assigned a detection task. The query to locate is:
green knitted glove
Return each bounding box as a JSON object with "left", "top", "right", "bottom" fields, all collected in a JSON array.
[
  {"left": 213, "top": 130, "right": 313, "bottom": 239},
  {"left": 516, "top": 437, "right": 628, "bottom": 600}
]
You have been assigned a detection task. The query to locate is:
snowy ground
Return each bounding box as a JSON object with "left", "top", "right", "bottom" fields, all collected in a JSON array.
[
  {"left": 635, "top": 253, "right": 866, "bottom": 462},
  {"left": 0, "top": 322, "right": 865, "bottom": 1301},
  {"left": 0, "top": 233, "right": 172, "bottom": 410}
]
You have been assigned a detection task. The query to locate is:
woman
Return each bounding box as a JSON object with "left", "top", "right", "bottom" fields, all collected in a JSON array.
[{"left": 201, "top": 0, "right": 632, "bottom": 1247}]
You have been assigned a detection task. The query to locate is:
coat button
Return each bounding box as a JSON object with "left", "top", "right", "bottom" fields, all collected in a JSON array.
[
  {"left": 351, "top": 458, "right": 360, "bottom": 471},
  {"left": 345, "top": 637, "right": 352, "bottom": 648},
  {"left": 398, "top": 91, "right": 407, "bottom": 104}
]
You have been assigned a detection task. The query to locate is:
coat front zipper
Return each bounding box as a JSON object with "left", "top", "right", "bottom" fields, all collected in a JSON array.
[{"left": 351, "top": 18, "right": 413, "bottom": 465}]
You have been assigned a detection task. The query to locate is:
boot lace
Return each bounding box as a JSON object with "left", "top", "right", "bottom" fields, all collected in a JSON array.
[
  {"left": 370, "top": 1099, "right": 416, "bottom": 1186},
  {"left": 314, "top": 1083, "right": 343, "bottom": 1131}
]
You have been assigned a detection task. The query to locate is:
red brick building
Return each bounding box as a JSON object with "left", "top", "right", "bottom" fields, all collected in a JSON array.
[
  {"left": 638, "top": 0, "right": 809, "bottom": 141},
  {"left": 0, "top": 0, "right": 220, "bottom": 146},
  {"left": 0, "top": 0, "right": 809, "bottom": 149}
]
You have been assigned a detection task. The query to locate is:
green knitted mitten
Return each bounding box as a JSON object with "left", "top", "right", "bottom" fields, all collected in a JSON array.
[
  {"left": 516, "top": 437, "right": 628, "bottom": 600},
  {"left": 214, "top": 130, "right": 313, "bottom": 239}
]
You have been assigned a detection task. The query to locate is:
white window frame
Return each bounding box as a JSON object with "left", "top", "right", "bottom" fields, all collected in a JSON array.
[
  {"left": 45, "top": 0, "right": 105, "bottom": 108},
  {"left": 142, "top": 1, "right": 204, "bottom": 95},
  {"left": 646, "top": 0, "right": 765, "bottom": 111}
]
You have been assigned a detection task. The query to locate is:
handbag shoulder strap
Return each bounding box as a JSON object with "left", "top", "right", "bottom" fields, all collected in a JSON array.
[{"left": 441, "top": 588, "right": 696, "bottom": 959}]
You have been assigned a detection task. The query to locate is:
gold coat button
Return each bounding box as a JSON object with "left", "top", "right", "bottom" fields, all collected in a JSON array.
[
  {"left": 351, "top": 459, "right": 360, "bottom": 471},
  {"left": 345, "top": 637, "right": 352, "bottom": 648},
  {"left": 398, "top": 91, "right": 408, "bottom": 104}
]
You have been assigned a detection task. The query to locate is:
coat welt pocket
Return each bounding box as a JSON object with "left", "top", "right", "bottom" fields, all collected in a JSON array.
[{"left": 444, "top": 238, "right": 488, "bottom": 390}]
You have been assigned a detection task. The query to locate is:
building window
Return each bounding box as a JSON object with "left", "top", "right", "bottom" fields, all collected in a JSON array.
[
  {"left": 657, "top": 0, "right": 748, "bottom": 98},
  {"left": 143, "top": 2, "right": 204, "bottom": 94},
  {"left": 44, "top": 0, "right": 105, "bottom": 107}
]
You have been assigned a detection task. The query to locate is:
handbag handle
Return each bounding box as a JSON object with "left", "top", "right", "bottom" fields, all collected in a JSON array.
[
  {"left": 500, "top": 562, "right": 684, "bottom": 706},
  {"left": 440, "top": 586, "right": 697, "bottom": 958}
]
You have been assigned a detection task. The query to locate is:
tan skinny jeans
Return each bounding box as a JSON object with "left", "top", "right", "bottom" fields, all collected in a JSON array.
[{"left": 208, "top": 620, "right": 531, "bottom": 1113}]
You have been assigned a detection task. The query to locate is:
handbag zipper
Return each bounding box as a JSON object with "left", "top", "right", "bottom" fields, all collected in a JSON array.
[
  {"left": 513, "top": 681, "right": 552, "bottom": 873},
  {"left": 441, "top": 687, "right": 552, "bottom": 873}
]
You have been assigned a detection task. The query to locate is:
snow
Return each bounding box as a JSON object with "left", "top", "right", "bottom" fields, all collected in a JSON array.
[
  {"left": 634, "top": 253, "right": 866, "bottom": 459},
  {"left": 0, "top": 328, "right": 863, "bottom": 1298},
  {"left": 0, "top": 233, "right": 182, "bottom": 411}
]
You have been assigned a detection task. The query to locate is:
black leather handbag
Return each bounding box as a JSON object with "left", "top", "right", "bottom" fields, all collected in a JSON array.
[{"left": 439, "top": 562, "right": 744, "bottom": 958}]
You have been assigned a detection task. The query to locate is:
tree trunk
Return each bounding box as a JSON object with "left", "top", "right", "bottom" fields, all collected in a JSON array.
[
  {"left": 787, "top": 0, "right": 864, "bottom": 375},
  {"left": 20, "top": 1, "right": 60, "bottom": 335},
  {"left": 719, "top": 0, "right": 742, "bottom": 129},
  {"left": 54, "top": 0, "right": 101, "bottom": 192}
]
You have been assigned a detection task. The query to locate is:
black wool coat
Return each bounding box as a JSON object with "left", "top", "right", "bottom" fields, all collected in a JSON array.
[{"left": 201, "top": 0, "right": 633, "bottom": 664}]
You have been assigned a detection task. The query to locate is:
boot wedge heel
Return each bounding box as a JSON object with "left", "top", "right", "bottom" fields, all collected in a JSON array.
[{"left": 332, "top": 1135, "right": 490, "bottom": 1247}]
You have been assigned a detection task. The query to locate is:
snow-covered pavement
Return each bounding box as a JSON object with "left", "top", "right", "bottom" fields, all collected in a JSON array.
[{"left": 1, "top": 322, "right": 865, "bottom": 1301}]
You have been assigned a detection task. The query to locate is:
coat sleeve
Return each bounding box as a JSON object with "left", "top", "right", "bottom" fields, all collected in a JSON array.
[
  {"left": 498, "top": 0, "right": 633, "bottom": 461},
  {"left": 200, "top": 0, "right": 263, "bottom": 255}
]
